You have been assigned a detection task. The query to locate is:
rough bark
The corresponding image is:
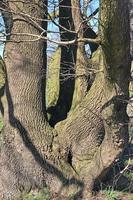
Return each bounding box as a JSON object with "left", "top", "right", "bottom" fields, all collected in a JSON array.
[
  {"left": 0, "top": 58, "right": 5, "bottom": 116},
  {"left": 47, "top": 0, "right": 97, "bottom": 126},
  {"left": 56, "top": 0, "right": 130, "bottom": 192},
  {"left": 0, "top": 0, "right": 131, "bottom": 199},
  {"left": 0, "top": 0, "right": 54, "bottom": 199},
  {"left": 70, "top": 0, "right": 90, "bottom": 110},
  {"left": 0, "top": 1, "right": 84, "bottom": 199}
]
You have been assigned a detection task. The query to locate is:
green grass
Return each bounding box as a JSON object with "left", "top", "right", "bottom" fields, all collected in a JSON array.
[
  {"left": 22, "top": 188, "right": 50, "bottom": 200},
  {"left": 102, "top": 188, "right": 119, "bottom": 200}
]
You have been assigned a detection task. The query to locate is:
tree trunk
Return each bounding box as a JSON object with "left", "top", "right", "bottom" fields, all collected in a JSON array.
[
  {"left": 0, "top": 0, "right": 131, "bottom": 199},
  {"left": 0, "top": 0, "right": 54, "bottom": 198},
  {"left": 56, "top": 0, "right": 130, "bottom": 193},
  {"left": 47, "top": 0, "right": 97, "bottom": 126},
  {"left": 0, "top": 58, "right": 5, "bottom": 116},
  {"left": 70, "top": 0, "right": 89, "bottom": 110},
  {"left": 47, "top": 0, "right": 76, "bottom": 127}
]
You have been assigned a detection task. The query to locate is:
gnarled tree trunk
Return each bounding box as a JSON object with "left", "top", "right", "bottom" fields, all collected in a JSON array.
[{"left": 0, "top": 0, "right": 131, "bottom": 199}]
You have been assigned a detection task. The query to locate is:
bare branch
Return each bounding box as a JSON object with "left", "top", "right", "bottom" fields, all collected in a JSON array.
[{"left": 1, "top": 31, "right": 101, "bottom": 45}]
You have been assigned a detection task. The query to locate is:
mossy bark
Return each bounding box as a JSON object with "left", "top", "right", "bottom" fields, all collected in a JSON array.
[
  {"left": 46, "top": 48, "right": 60, "bottom": 121},
  {"left": 47, "top": 0, "right": 76, "bottom": 127},
  {"left": 70, "top": 0, "right": 89, "bottom": 110},
  {"left": 56, "top": 0, "right": 130, "bottom": 192}
]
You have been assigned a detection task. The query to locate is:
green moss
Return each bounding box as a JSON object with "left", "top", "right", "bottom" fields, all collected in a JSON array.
[
  {"left": 46, "top": 48, "right": 61, "bottom": 108},
  {"left": 0, "top": 119, "right": 3, "bottom": 130},
  {"left": 129, "top": 90, "right": 133, "bottom": 98}
]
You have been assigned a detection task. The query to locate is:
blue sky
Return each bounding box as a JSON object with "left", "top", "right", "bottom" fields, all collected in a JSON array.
[
  {"left": 0, "top": 15, "right": 5, "bottom": 57},
  {"left": 47, "top": 0, "right": 99, "bottom": 56},
  {"left": 0, "top": 0, "right": 99, "bottom": 58}
]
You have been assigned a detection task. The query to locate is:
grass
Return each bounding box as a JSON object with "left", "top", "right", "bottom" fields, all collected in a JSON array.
[
  {"left": 102, "top": 188, "right": 119, "bottom": 200},
  {"left": 98, "top": 137, "right": 133, "bottom": 200},
  {"left": 22, "top": 188, "right": 50, "bottom": 200},
  {"left": 102, "top": 190, "right": 133, "bottom": 200},
  {"left": 124, "top": 171, "right": 133, "bottom": 180}
]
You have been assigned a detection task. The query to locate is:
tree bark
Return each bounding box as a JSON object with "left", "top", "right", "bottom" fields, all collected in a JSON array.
[
  {"left": 0, "top": 0, "right": 54, "bottom": 198},
  {"left": 0, "top": 58, "right": 5, "bottom": 116},
  {"left": 47, "top": 0, "right": 97, "bottom": 127},
  {"left": 70, "top": 0, "right": 89, "bottom": 110},
  {"left": 55, "top": 0, "right": 130, "bottom": 192},
  {"left": 0, "top": 0, "right": 131, "bottom": 199}
]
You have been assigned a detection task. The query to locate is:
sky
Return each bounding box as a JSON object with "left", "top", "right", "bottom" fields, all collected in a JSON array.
[
  {"left": 0, "top": 0, "right": 99, "bottom": 58},
  {"left": 0, "top": 15, "right": 5, "bottom": 57},
  {"left": 47, "top": 0, "right": 99, "bottom": 56}
]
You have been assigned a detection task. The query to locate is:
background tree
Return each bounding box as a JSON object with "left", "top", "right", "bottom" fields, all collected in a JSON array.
[{"left": 0, "top": 0, "right": 131, "bottom": 199}]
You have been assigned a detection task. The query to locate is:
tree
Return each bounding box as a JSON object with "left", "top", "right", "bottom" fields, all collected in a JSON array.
[{"left": 0, "top": 0, "right": 130, "bottom": 199}]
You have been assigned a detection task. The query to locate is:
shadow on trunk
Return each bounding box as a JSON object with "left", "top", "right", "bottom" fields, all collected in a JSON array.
[{"left": 4, "top": 77, "right": 84, "bottom": 199}]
